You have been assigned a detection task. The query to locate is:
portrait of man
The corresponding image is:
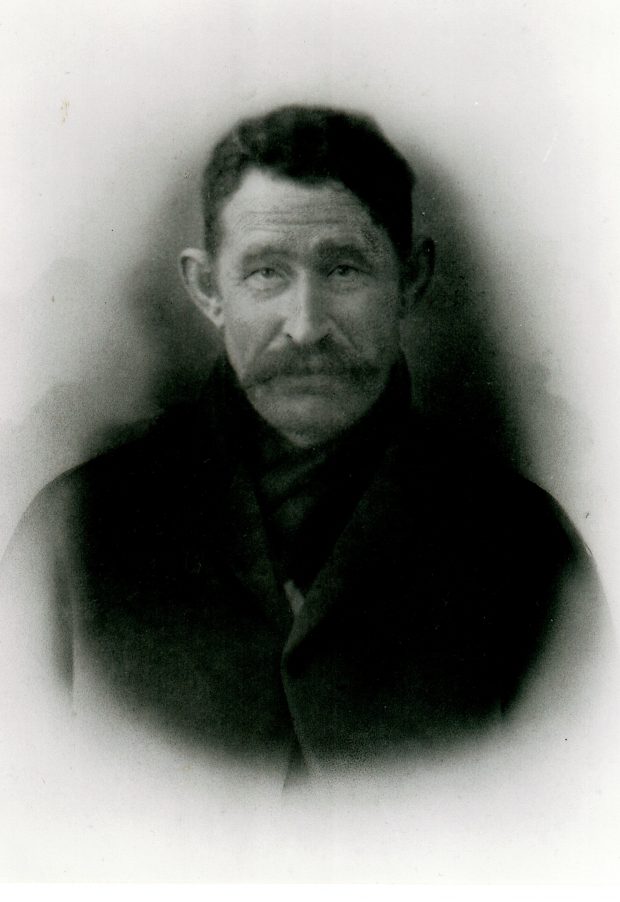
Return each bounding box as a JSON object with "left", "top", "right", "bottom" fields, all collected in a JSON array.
[
  {"left": 2, "top": 104, "right": 606, "bottom": 781},
  {"left": 1, "top": 0, "right": 618, "bottom": 884}
]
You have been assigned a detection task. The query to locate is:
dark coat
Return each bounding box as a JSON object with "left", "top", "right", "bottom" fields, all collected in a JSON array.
[{"left": 36, "top": 362, "right": 601, "bottom": 772}]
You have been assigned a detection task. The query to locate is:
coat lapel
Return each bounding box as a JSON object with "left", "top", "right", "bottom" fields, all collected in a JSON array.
[
  {"left": 282, "top": 440, "right": 412, "bottom": 657},
  {"left": 217, "top": 463, "right": 293, "bottom": 635}
]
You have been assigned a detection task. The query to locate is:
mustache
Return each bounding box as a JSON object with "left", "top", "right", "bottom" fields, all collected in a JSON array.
[{"left": 239, "top": 344, "right": 377, "bottom": 387}]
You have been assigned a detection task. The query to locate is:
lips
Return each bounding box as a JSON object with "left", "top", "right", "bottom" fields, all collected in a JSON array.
[
  {"left": 272, "top": 370, "right": 350, "bottom": 385},
  {"left": 272, "top": 363, "right": 352, "bottom": 378}
]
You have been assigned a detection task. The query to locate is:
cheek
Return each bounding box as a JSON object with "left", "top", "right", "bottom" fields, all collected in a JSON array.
[
  {"left": 221, "top": 304, "right": 273, "bottom": 365},
  {"left": 345, "top": 293, "right": 402, "bottom": 354},
  {"left": 222, "top": 320, "right": 253, "bottom": 365}
]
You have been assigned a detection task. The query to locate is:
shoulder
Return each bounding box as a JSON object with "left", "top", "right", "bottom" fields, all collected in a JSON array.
[
  {"left": 393, "top": 407, "right": 607, "bottom": 661},
  {"left": 396, "top": 408, "right": 583, "bottom": 546},
  {"left": 52, "top": 371, "right": 233, "bottom": 502},
  {"left": 4, "top": 369, "right": 234, "bottom": 579}
]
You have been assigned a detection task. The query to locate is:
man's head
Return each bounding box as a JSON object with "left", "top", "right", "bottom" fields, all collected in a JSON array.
[{"left": 180, "top": 105, "right": 433, "bottom": 447}]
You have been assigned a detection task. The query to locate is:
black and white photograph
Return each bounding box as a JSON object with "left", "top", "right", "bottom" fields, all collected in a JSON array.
[{"left": 1, "top": 0, "right": 619, "bottom": 885}]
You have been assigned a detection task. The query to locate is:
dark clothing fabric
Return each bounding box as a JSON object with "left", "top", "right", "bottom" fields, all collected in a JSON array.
[
  {"left": 36, "top": 359, "right": 601, "bottom": 769},
  {"left": 236, "top": 361, "right": 412, "bottom": 592}
]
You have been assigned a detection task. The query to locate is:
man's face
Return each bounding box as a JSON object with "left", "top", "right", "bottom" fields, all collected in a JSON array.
[{"left": 209, "top": 168, "right": 405, "bottom": 446}]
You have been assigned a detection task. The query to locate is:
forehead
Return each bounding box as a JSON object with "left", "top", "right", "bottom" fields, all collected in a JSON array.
[{"left": 217, "top": 168, "right": 391, "bottom": 257}]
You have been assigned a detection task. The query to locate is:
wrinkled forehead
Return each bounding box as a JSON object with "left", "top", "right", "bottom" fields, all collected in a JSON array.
[{"left": 217, "top": 168, "right": 393, "bottom": 258}]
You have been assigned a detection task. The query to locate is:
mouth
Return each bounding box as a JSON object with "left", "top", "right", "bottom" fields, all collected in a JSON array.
[
  {"left": 250, "top": 360, "right": 372, "bottom": 385},
  {"left": 265, "top": 371, "right": 354, "bottom": 391}
]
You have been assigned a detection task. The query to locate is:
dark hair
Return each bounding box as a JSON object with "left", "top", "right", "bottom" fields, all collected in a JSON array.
[{"left": 200, "top": 105, "right": 415, "bottom": 265}]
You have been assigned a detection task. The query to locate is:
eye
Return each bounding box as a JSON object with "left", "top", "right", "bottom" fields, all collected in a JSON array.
[
  {"left": 330, "top": 264, "right": 358, "bottom": 278},
  {"left": 244, "top": 266, "right": 285, "bottom": 289},
  {"left": 248, "top": 267, "right": 278, "bottom": 280}
]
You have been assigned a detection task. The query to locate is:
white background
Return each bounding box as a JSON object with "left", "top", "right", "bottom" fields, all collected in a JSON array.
[{"left": 1, "top": 0, "right": 619, "bottom": 884}]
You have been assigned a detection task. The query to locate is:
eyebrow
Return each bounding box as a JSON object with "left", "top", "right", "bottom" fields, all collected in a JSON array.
[
  {"left": 313, "top": 240, "right": 376, "bottom": 264},
  {"left": 239, "top": 238, "right": 378, "bottom": 267},
  {"left": 239, "top": 243, "right": 292, "bottom": 263}
]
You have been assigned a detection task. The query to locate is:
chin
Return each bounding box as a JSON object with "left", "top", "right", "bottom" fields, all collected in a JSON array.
[{"left": 251, "top": 390, "right": 371, "bottom": 448}]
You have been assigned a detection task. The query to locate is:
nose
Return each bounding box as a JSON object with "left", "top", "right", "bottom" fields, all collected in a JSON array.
[{"left": 283, "top": 274, "right": 330, "bottom": 346}]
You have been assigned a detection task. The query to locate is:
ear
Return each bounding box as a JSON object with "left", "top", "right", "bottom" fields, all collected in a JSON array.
[
  {"left": 400, "top": 237, "right": 435, "bottom": 314},
  {"left": 178, "top": 248, "right": 224, "bottom": 330}
]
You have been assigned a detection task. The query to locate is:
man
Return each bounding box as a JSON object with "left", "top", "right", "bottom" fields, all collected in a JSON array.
[{"left": 2, "top": 105, "right": 605, "bottom": 778}]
